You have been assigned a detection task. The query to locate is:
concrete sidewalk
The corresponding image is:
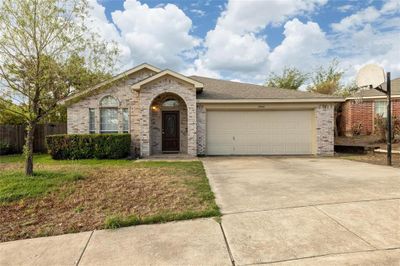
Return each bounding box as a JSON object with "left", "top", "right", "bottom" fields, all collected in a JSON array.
[{"left": 0, "top": 219, "right": 232, "bottom": 266}]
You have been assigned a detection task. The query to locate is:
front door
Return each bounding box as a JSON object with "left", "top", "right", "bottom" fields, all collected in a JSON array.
[{"left": 162, "top": 111, "right": 180, "bottom": 152}]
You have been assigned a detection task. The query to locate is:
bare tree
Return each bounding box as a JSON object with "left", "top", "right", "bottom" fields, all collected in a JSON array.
[{"left": 0, "top": 0, "right": 118, "bottom": 175}]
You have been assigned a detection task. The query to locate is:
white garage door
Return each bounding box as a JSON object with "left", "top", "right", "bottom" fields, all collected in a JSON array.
[{"left": 206, "top": 110, "right": 314, "bottom": 155}]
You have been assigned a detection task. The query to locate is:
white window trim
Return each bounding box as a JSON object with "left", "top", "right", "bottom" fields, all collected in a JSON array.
[
  {"left": 89, "top": 108, "right": 96, "bottom": 133},
  {"left": 122, "top": 108, "right": 129, "bottom": 133},
  {"left": 374, "top": 100, "right": 387, "bottom": 118},
  {"left": 100, "top": 107, "right": 119, "bottom": 133}
]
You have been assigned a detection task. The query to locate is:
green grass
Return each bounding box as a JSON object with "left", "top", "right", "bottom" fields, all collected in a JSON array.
[
  {"left": 0, "top": 154, "right": 134, "bottom": 166},
  {"left": 105, "top": 209, "right": 220, "bottom": 229},
  {"left": 0, "top": 170, "right": 84, "bottom": 203}
]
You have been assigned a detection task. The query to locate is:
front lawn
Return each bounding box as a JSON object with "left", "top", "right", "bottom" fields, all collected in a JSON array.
[{"left": 0, "top": 155, "right": 219, "bottom": 242}]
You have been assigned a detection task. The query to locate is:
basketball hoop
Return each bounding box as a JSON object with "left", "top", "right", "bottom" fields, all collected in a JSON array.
[
  {"left": 354, "top": 64, "right": 386, "bottom": 104},
  {"left": 356, "top": 63, "right": 393, "bottom": 166},
  {"left": 356, "top": 64, "right": 385, "bottom": 89}
]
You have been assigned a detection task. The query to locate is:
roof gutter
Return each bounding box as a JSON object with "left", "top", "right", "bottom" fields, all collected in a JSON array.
[
  {"left": 196, "top": 98, "right": 345, "bottom": 104},
  {"left": 345, "top": 95, "right": 400, "bottom": 100}
]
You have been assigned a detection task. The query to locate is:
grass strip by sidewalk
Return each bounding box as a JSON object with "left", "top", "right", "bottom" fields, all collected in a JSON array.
[{"left": 105, "top": 208, "right": 220, "bottom": 229}]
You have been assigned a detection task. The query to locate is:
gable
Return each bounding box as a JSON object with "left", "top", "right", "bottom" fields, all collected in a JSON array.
[
  {"left": 131, "top": 70, "right": 203, "bottom": 92},
  {"left": 60, "top": 63, "right": 161, "bottom": 105}
]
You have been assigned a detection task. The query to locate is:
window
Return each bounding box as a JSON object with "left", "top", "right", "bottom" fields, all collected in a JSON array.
[
  {"left": 100, "top": 96, "right": 119, "bottom": 133},
  {"left": 89, "top": 108, "right": 95, "bottom": 133},
  {"left": 122, "top": 108, "right": 129, "bottom": 133},
  {"left": 100, "top": 95, "right": 119, "bottom": 107},
  {"left": 375, "top": 101, "right": 387, "bottom": 118},
  {"left": 162, "top": 99, "right": 179, "bottom": 107},
  {"left": 100, "top": 108, "right": 118, "bottom": 133}
]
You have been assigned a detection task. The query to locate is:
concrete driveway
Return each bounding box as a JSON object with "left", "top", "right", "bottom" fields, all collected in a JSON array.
[{"left": 202, "top": 157, "right": 400, "bottom": 265}]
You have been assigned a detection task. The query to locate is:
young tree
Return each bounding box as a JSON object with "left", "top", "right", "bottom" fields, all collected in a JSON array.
[
  {"left": 337, "top": 80, "right": 358, "bottom": 98},
  {"left": 307, "top": 60, "right": 343, "bottom": 95},
  {"left": 0, "top": 0, "right": 118, "bottom": 175},
  {"left": 0, "top": 100, "right": 26, "bottom": 124},
  {"left": 266, "top": 67, "right": 308, "bottom": 90}
]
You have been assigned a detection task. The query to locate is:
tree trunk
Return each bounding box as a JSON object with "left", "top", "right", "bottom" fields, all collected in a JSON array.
[{"left": 24, "top": 122, "right": 35, "bottom": 176}]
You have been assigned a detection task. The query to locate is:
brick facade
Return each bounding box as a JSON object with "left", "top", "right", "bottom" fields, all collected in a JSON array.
[
  {"left": 67, "top": 67, "right": 336, "bottom": 157},
  {"left": 68, "top": 72, "right": 197, "bottom": 157},
  {"left": 196, "top": 104, "right": 206, "bottom": 155},
  {"left": 316, "top": 104, "right": 335, "bottom": 155},
  {"left": 150, "top": 93, "right": 188, "bottom": 155},
  {"left": 138, "top": 76, "right": 197, "bottom": 157},
  {"left": 339, "top": 99, "right": 400, "bottom": 136},
  {"left": 67, "top": 69, "right": 155, "bottom": 136}
]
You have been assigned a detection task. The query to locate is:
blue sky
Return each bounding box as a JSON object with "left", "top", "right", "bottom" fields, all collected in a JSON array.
[
  {"left": 91, "top": 0, "right": 400, "bottom": 84},
  {"left": 101, "top": 0, "right": 382, "bottom": 49}
]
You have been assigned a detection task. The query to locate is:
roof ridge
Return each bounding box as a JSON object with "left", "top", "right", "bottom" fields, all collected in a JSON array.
[{"left": 190, "top": 75, "right": 340, "bottom": 98}]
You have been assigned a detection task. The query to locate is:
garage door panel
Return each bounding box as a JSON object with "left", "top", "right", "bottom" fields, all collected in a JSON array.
[
  {"left": 206, "top": 110, "right": 313, "bottom": 155},
  {"left": 207, "top": 145, "right": 233, "bottom": 155}
]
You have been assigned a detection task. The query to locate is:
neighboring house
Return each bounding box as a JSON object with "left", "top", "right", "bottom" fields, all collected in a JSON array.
[
  {"left": 62, "top": 63, "right": 343, "bottom": 157},
  {"left": 339, "top": 78, "right": 400, "bottom": 136}
]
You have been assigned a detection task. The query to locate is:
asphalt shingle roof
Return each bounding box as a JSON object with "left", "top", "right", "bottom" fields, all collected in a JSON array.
[
  {"left": 352, "top": 78, "right": 400, "bottom": 98},
  {"left": 190, "top": 75, "right": 342, "bottom": 100}
]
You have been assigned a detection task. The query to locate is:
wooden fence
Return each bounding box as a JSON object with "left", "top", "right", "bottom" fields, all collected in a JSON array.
[{"left": 0, "top": 123, "right": 67, "bottom": 153}]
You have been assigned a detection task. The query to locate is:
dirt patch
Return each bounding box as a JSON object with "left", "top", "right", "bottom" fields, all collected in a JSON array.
[
  {"left": 336, "top": 135, "right": 400, "bottom": 150},
  {"left": 0, "top": 161, "right": 216, "bottom": 242},
  {"left": 337, "top": 152, "right": 400, "bottom": 168}
]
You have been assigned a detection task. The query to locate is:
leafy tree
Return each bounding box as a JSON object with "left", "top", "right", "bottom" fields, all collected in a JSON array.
[
  {"left": 266, "top": 67, "right": 308, "bottom": 90},
  {"left": 0, "top": 100, "right": 26, "bottom": 124},
  {"left": 307, "top": 60, "right": 343, "bottom": 95},
  {"left": 0, "top": 0, "right": 119, "bottom": 175},
  {"left": 337, "top": 80, "right": 358, "bottom": 98}
]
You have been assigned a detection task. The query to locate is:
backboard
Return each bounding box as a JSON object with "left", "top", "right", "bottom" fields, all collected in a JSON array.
[{"left": 356, "top": 64, "right": 385, "bottom": 89}]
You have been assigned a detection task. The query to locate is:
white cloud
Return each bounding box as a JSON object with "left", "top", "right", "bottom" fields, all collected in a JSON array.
[
  {"left": 190, "top": 9, "right": 206, "bottom": 17},
  {"left": 217, "top": 0, "right": 327, "bottom": 34},
  {"left": 87, "top": 0, "right": 199, "bottom": 72},
  {"left": 86, "top": 0, "right": 131, "bottom": 68},
  {"left": 86, "top": 0, "right": 400, "bottom": 85},
  {"left": 204, "top": 27, "right": 270, "bottom": 72},
  {"left": 329, "top": 2, "right": 400, "bottom": 80},
  {"left": 337, "top": 4, "right": 353, "bottom": 13},
  {"left": 331, "top": 6, "right": 380, "bottom": 32},
  {"left": 381, "top": 0, "right": 400, "bottom": 13},
  {"left": 183, "top": 59, "right": 221, "bottom": 78},
  {"left": 332, "top": 24, "right": 400, "bottom": 81},
  {"left": 189, "top": 0, "right": 327, "bottom": 82},
  {"left": 269, "top": 19, "right": 330, "bottom": 73}
]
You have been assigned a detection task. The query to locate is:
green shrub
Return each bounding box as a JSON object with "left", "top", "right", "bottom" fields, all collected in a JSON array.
[
  {"left": 46, "top": 134, "right": 131, "bottom": 160},
  {"left": 0, "top": 141, "right": 12, "bottom": 155}
]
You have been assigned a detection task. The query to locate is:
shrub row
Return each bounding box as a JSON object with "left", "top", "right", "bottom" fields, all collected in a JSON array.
[{"left": 46, "top": 134, "right": 131, "bottom": 160}]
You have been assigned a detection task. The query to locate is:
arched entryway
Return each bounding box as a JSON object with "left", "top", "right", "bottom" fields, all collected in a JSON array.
[{"left": 149, "top": 93, "right": 188, "bottom": 155}]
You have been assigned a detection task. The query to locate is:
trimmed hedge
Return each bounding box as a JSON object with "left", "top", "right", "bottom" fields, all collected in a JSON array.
[{"left": 46, "top": 134, "right": 131, "bottom": 160}]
